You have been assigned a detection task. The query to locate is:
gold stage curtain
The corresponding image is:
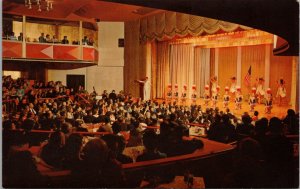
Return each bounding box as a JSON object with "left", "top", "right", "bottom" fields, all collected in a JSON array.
[
  {"left": 210, "top": 49, "right": 215, "bottom": 78},
  {"left": 218, "top": 47, "right": 238, "bottom": 93},
  {"left": 140, "top": 11, "right": 252, "bottom": 42},
  {"left": 170, "top": 44, "right": 195, "bottom": 98},
  {"left": 156, "top": 42, "right": 170, "bottom": 98},
  {"left": 194, "top": 47, "right": 202, "bottom": 96},
  {"left": 241, "top": 45, "right": 265, "bottom": 96},
  {"left": 151, "top": 41, "right": 157, "bottom": 99},
  {"left": 269, "top": 51, "right": 293, "bottom": 104}
]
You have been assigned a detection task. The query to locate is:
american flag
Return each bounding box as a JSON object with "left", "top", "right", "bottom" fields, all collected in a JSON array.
[{"left": 244, "top": 66, "right": 251, "bottom": 86}]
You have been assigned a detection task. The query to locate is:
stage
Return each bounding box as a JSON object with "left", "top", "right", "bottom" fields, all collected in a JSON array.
[{"left": 154, "top": 98, "right": 291, "bottom": 120}]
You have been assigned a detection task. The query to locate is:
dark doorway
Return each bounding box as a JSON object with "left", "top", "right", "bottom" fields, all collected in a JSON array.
[{"left": 66, "top": 75, "right": 85, "bottom": 92}]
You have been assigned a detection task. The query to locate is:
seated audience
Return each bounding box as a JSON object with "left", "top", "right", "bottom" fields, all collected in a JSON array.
[
  {"left": 40, "top": 131, "right": 65, "bottom": 168},
  {"left": 136, "top": 129, "right": 167, "bottom": 162},
  {"left": 71, "top": 138, "right": 124, "bottom": 187},
  {"left": 62, "top": 133, "right": 83, "bottom": 170}
]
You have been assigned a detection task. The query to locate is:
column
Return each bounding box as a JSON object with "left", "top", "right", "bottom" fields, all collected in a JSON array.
[
  {"left": 236, "top": 46, "right": 242, "bottom": 86},
  {"left": 264, "top": 44, "right": 271, "bottom": 88},
  {"left": 79, "top": 20, "right": 83, "bottom": 60},
  {"left": 22, "top": 15, "right": 26, "bottom": 58}
]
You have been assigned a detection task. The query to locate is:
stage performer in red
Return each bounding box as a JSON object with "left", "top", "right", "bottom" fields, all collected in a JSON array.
[
  {"left": 265, "top": 88, "right": 273, "bottom": 114},
  {"left": 203, "top": 85, "right": 210, "bottom": 106},
  {"left": 181, "top": 84, "right": 188, "bottom": 105},
  {"left": 191, "top": 85, "right": 197, "bottom": 105},
  {"left": 235, "top": 87, "right": 243, "bottom": 110},
  {"left": 249, "top": 87, "right": 257, "bottom": 112},
  {"left": 223, "top": 87, "right": 230, "bottom": 109}
]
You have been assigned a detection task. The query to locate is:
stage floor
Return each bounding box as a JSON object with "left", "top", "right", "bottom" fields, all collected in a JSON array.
[{"left": 154, "top": 98, "right": 291, "bottom": 119}]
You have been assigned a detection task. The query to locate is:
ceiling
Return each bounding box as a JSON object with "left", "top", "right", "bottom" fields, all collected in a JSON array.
[
  {"left": 3, "top": 0, "right": 163, "bottom": 22},
  {"left": 3, "top": 0, "right": 299, "bottom": 55}
]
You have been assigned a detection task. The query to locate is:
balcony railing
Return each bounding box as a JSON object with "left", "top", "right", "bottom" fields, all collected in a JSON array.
[{"left": 3, "top": 40, "right": 98, "bottom": 63}]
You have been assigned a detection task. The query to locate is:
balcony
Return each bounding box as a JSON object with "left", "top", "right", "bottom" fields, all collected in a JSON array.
[{"left": 3, "top": 40, "right": 98, "bottom": 65}]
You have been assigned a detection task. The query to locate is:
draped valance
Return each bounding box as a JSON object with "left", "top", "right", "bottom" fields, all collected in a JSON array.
[{"left": 140, "top": 11, "right": 252, "bottom": 42}]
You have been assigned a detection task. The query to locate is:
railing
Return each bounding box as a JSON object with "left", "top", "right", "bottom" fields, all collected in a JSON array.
[{"left": 3, "top": 40, "right": 98, "bottom": 63}]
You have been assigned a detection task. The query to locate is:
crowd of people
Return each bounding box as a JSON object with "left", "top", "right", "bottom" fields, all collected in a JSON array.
[
  {"left": 3, "top": 32, "right": 94, "bottom": 46},
  {"left": 2, "top": 76, "right": 299, "bottom": 187}
]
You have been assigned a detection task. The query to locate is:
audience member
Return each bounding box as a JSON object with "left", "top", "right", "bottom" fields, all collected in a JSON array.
[
  {"left": 18, "top": 32, "right": 23, "bottom": 41},
  {"left": 39, "top": 33, "right": 46, "bottom": 43},
  {"left": 61, "top": 36, "right": 69, "bottom": 44},
  {"left": 40, "top": 131, "right": 65, "bottom": 168}
]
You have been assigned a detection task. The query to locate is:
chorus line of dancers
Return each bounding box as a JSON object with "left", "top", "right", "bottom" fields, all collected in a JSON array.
[{"left": 166, "top": 76, "right": 287, "bottom": 114}]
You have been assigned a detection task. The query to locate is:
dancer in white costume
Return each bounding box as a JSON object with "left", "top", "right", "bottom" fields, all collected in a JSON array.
[
  {"left": 276, "top": 78, "right": 287, "bottom": 106},
  {"left": 203, "top": 85, "right": 210, "bottom": 106},
  {"left": 235, "top": 87, "right": 243, "bottom": 110},
  {"left": 223, "top": 87, "right": 230, "bottom": 108},
  {"left": 229, "top": 77, "right": 237, "bottom": 94},
  {"left": 181, "top": 84, "right": 188, "bottom": 105},
  {"left": 173, "top": 84, "right": 179, "bottom": 104},
  {"left": 210, "top": 76, "right": 218, "bottom": 95},
  {"left": 191, "top": 85, "right": 197, "bottom": 105},
  {"left": 265, "top": 88, "right": 273, "bottom": 114},
  {"left": 249, "top": 87, "right": 257, "bottom": 112},
  {"left": 256, "top": 77, "right": 265, "bottom": 104},
  {"left": 166, "top": 84, "right": 172, "bottom": 102},
  {"left": 211, "top": 86, "right": 220, "bottom": 109}
]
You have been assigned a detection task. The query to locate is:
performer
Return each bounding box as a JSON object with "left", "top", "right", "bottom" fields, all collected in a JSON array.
[
  {"left": 135, "top": 77, "right": 151, "bottom": 101},
  {"left": 191, "top": 85, "right": 197, "bottom": 105},
  {"left": 173, "top": 84, "right": 179, "bottom": 104},
  {"left": 235, "top": 87, "right": 243, "bottom": 110},
  {"left": 210, "top": 76, "right": 218, "bottom": 95},
  {"left": 211, "top": 86, "right": 220, "bottom": 109},
  {"left": 166, "top": 84, "right": 172, "bottom": 102},
  {"left": 256, "top": 77, "right": 265, "bottom": 104},
  {"left": 203, "top": 85, "right": 210, "bottom": 106},
  {"left": 181, "top": 84, "right": 188, "bottom": 105},
  {"left": 229, "top": 76, "right": 237, "bottom": 96},
  {"left": 276, "top": 78, "right": 287, "bottom": 106},
  {"left": 249, "top": 87, "right": 257, "bottom": 112},
  {"left": 223, "top": 87, "right": 230, "bottom": 109},
  {"left": 265, "top": 88, "right": 273, "bottom": 114}
]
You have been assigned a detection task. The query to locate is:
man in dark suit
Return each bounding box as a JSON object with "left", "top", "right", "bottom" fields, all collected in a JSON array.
[
  {"left": 39, "top": 33, "right": 46, "bottom": 43},
  {"left": 61, "top": 36, "right": 69, "bottom": 44}
]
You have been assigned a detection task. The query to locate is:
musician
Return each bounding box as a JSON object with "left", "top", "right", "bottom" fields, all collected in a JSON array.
[
  {"left": 181, "top": 85, "right": 188, "bottom": 105},
  {"left": 235, "top": 87, "right": 243, "bottom": 110},
  {"left": 255, "top": 77, "right": 265, "bottom": 104},
  {"left": 211, "top": 86, "right": 220, "bottom": 109},
  {"left": 191, "top": 85, "right": 197, "bottom": 105},
  {"left": 135, "top": 77, "right": 151, "bottom": 101},
  {"left": 249, "top": 87, "right": 257, "bottom": 112},
  {"left": 203, "top": 85, "right": 210, "bottom": 106},
  {"left": 265, "top": 88, "right": 273, "bottom": 114},
  {"left": 276, "top": 78, "right": 287, "bottom": 106},
  {"left": 223, "top": 87, "right": 230, "bottom": 109}
]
